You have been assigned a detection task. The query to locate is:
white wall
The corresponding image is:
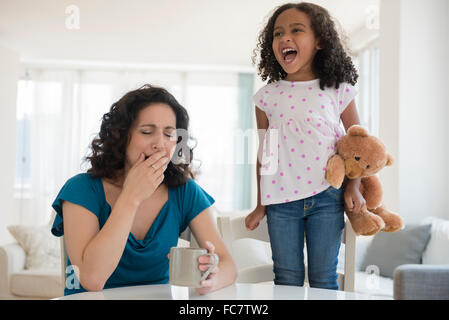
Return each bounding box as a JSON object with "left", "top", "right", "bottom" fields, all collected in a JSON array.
[
  {"left": 0, "top": 45, "right": 20, "bottom": 245},
  {"left": 379, "top": 0, "right": 449, "bottom": 223}
]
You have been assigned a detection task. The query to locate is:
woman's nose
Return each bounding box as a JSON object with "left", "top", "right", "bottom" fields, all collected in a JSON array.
[{"left": 151, "top": 134, "right": 166, "bottom": 152}]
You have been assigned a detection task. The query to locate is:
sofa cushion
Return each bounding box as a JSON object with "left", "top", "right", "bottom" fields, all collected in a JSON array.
[
  {"left": 231, "top": 238, "right": 272, "bottom": 270},
  {"left": 421, "top": 217, "right": 449, "bottom": 265},
  {"left": 354, "top": 271, "right": 393, "bottom": 299},
  {"left": 360, "top": 224, "right": 431, "bottom": 278},
  {"left": 7, "top": 224, "right": 60, "bottom": 270},
  {"left": 10, "top": 269, "right": 63, "bottom": 298}
]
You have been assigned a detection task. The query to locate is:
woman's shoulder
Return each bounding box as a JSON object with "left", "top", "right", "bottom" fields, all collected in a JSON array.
[
  {"left": 170, "top": 178, "right": 199, "bottom": 195},
  {"left": 57, "top": 172, "right": 104, "bottom": 203},
  {"left": 170, "top": 179, "right": 214, "bottom": 206},
  {"left": 64, "top": 172, "right": 101, "bottom": 190},
  {"left": 67, "top": 172, "right": 97, "bottom": 183}
]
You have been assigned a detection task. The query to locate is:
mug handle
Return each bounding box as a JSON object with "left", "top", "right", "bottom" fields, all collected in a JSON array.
[{"left": 200, "top": 253, "right": 219, "bottom": 282}]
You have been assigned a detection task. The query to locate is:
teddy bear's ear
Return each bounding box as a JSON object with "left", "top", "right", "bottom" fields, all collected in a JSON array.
[
  {"left": 386, "top": 154, "right": 394, "bottom": 167},
  {"left": 347, "top": 125, "right": 369, "bottom": 137}
]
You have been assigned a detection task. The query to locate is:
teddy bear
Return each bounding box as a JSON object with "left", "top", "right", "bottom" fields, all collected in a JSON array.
[{"left": 325, "top": 125, "right": 403, "bottom": 236}]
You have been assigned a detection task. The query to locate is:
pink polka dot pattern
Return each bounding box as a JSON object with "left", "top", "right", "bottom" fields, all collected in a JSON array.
[{"left": 253, "top": 80, "right": 357, "bottom": 206}]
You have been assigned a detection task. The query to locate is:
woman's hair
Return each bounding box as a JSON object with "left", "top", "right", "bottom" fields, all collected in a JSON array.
[
  {"left": 86, "top": 84, "right": 195, "bottom": 188},
  {"left": 253, "top": 2, "right": 358, "bottom": 89}
]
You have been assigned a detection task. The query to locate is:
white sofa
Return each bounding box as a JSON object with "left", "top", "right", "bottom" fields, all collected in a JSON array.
[
  {"left": 0, "top": 242, "right": 63, "bottom": 299},
  {"left": 0, "top": 235, "right": 191, "bottom": 300},
  {"left": 2, "top": 216, "right": 447, "bottom": 300}
]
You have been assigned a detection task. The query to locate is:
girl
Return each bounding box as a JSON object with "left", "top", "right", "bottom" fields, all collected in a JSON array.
[
  {"left": 245, "top": 2, "right": 364, "bottom": 290},
  {"left": 52, "top": 85, "right": 237, "bottom": 295}
]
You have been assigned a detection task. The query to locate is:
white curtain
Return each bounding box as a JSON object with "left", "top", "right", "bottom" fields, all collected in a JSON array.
[{"left": 15, "top": 67, "right": 246, "bottom": 225}]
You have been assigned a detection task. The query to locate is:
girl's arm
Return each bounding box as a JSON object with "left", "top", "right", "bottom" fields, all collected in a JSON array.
[
  {"left": 340, "top": 100, "right": 365, "bottom": 213},
  {"left": 245, "top": 106, "right": 269, "bottom": 230},
  {"left": 189, "top": 208, "right": 237, "bottom": 294},
  {"left": 254, "top": 106, "right": 270, "bottom": 209},
  {"left": 340, "top": 100, "right": 360, "bottom": 131}
]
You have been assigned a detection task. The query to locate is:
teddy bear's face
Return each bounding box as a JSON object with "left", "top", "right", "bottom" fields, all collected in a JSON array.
[{"left": 336, "top": 126, "right": 393, "bottom": 179}]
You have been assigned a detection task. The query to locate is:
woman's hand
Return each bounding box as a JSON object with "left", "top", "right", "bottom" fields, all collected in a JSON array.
[
  {"left": 121, "top": 151, "right": 168, "bottom": 206},
  {"left": 195, "top": 241, "right": 219, "bottom": 295},
  {"left": 344, "top": 178, "right": 366, "bottom": 214}
]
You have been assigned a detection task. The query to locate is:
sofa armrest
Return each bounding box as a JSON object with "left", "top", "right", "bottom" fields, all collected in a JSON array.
[
  {"left": 393, "top": 264, "right": 449, "bottom": 300},
  {"left": 0, "top": 242, "right": 26, "bottom": 297}
]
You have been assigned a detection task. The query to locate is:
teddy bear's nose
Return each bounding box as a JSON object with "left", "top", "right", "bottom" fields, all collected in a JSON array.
[{"left": 355, "top": 156, "right": 360, "bottom": 161}]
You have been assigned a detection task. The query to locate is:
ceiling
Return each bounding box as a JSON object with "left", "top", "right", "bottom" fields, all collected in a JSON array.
[{"left": 0, "top": 0, "right": 379, "bottom": 68}]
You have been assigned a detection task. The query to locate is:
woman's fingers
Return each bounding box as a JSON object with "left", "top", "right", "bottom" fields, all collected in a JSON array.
[
  {"left": 205, "top": 240, "right": 215, "bottom": 254},
  {"left": 144, "top": 151, "right": 169, "bottom": 169}
]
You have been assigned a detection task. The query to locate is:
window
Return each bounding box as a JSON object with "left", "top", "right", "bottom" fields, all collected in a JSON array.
[
  {"left": 353, "top": 41, "right": 380, "bottom": 135},
  {"left": 14, "top": 67, "right": 253, "bottom": 224},
  {"left": 15, "top": 80, "right": 33, "bottom": 192}
]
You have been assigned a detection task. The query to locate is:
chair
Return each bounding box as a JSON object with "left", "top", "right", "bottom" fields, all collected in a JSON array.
[
  {"left": 60, "top": 237, "right": 68, "bottom": 286},
  {"left": 217, "top": 211, "right": 356, "bottom": 292}
]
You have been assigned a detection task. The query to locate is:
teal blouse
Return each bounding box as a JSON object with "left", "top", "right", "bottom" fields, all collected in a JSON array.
[{"left": 51, "top": 173, "right": 215, "bottom": 295}]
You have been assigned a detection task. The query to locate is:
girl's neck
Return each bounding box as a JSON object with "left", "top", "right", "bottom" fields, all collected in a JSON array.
[{"left": 284, "top": 68, "right": 317, "bottom": 82}]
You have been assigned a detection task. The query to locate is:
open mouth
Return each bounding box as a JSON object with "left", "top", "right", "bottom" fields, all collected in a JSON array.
[{"left": 282, "top": 48, "right": 298, "bottom": 64}]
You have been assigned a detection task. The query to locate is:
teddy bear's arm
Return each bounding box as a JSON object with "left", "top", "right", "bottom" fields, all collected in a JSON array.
[
  {"left": 325, "top": 155, "right": 345, "bottom": 189},
  {"left": 361, "top": 175, "right": 383, "bottom": 209}
]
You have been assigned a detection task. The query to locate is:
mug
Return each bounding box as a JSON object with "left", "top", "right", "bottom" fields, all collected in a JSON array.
[{"left": 169, "top": 247, "right": 219, "bottom": 288}]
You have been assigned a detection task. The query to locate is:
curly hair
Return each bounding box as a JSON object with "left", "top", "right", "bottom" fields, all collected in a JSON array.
[
  {"left": 253, "top": 2, "right": 358, "bottom": 89},
  {"left": 86, "top": 84, "right": 195, "bottom": 188}
]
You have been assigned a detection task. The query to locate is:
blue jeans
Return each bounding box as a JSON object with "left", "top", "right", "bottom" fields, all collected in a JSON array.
[{"left": 266, "top": 187, "right": 345, "bottom": 290}]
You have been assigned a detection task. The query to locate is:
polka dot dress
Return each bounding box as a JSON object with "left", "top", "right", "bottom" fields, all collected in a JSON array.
[{"left": 253, "top": 79, "right": 357, "bottom": 206}]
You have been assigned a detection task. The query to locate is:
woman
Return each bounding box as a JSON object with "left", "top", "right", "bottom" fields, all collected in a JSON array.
[{"left": 51, "top": 84, "right": 237, "bottom": 295}]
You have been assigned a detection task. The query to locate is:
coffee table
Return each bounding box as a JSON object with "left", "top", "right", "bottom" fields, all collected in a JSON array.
[{"left": 54, "top": 282, "right": 384, "bottom": 300}]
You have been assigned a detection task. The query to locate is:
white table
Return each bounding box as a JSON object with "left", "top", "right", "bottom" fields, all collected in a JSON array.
[{"left": 54, "top": 283, "right": 384, "bottom": 300}]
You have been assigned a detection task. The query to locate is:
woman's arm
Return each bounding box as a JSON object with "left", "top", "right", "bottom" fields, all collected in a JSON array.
[
  {"left": 188, "top": 208, "right": 237, "bottom": 294},
  {"left": 63, "top": 152, "right": 168, "bottom": 291},
  {"left": 340, "top": 100, "right": 365, "bottom": 213},
  {"left": 63, "top": 196, "right": 138, "bottom": 291}
]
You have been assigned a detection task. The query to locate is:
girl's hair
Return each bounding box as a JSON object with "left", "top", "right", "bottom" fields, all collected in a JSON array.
[
  {"left": 253, "top": 2, "right": 358, "bottom": 89},
  {"left": 86, "top": 84, "right": 195, "bottom": 188}
]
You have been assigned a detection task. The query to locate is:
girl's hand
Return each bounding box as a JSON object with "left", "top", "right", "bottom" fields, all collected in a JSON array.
[
  {"left": 122, "top": 152, "right": 168, "bottom": 205},
  {"left": 245, "top": 206, "right": 266, "bottom": 230},
  {"left": 195, "top": 241, "right": 219, "bottom": 295},
  {"left": 344, "top": 179, "right": 366, "bottom": 214}
]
